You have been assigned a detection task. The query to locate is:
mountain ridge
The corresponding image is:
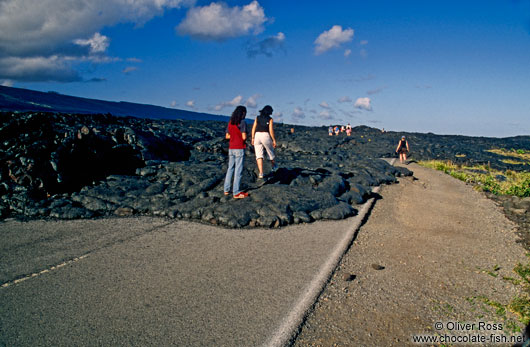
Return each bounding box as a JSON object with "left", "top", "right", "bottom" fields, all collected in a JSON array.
[{"left": 0, "top": 85, "right": 229, "bottom": 122}]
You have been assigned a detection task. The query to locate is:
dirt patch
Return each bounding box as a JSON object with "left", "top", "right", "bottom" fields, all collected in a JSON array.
[{"left": 294, "top": 163, "right": 528, "bottom": 346}]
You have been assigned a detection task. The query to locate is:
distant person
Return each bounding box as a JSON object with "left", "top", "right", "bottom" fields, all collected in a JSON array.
[
  {"left": 251, "top": 105, "right": 278, "bottom": 179},
  {"left": 341, "top": 125, "right": 345, "bottom": 133},
  {"left": 328, "top": 126, "right": 333, "bottom": 136},
  {"left": 224, "top": 105, "right": 249, "bottom": 198},
  {"left": 395, "top": 135, "right": 410, "bottom": 164},
  {"left": 346, "top": 123, "right": 352, "bottom": 136},
  {"left": 334, "top": 125, "right": 340, "bottom": 136}
]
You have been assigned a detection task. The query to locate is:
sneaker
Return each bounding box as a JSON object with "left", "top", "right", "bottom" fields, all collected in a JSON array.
[
  {"left": 258, "top": 173, "right": 264, "bottom": 179},
  {"left": 233, "top": 192, "right": 249, "bottom": 199},
  {"left": 224, "top": 192, "right": 230, "bottom": 196}
]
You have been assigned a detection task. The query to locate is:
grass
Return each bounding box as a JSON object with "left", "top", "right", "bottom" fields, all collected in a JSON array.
[
  {"left": 487, "top": 148, "right": 530, "bottom": 166},
  {"left": 464, "top": 259, "right": 530, "bottom": 335},
  {"left": 506, "top": 260, "right": 530, "bottom": 327},
  {"left": 421, "top": 149, "right": 530, "bottom": 335},
  {"left": 419, "top": 158, "right": 530, "bottom": 197},
  {"left": 487, "top": 148, "right": 530, "bottom": 163}
]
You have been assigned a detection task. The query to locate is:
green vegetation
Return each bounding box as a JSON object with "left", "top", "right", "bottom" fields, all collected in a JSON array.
[
  {"left": 467, "top": 259, "right": 530, "bottom": 334},
  {"left": 507, "top": 260, "right": 530, "bottom": 326},
  {"left": 487, "top": 148, "right": 530, "bottom": 166},
  {"left": 419, "top": 158, "right": 530, "bottom": 197},
  {"left": 421, "top": 149, "right": 530, "bottom": 335},
  {"left": 487, "top": 148, "right": 530, "bottom": 162}
]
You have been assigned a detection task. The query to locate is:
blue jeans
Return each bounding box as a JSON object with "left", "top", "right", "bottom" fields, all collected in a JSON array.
[{"left": 224, "top": 149, "right": 244, "bottom": 195}]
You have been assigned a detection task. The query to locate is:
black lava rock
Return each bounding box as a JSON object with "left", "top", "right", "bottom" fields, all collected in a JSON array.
[{"left": 2, "top": 111, "right": 528, "bottom": 229}]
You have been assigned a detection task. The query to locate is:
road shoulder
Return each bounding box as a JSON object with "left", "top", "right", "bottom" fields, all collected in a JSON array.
[{"left": 294, "top": 163, "right": 527, "bottom": 346}]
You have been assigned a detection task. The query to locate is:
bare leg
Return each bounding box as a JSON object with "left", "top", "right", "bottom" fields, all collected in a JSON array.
[{"left": 257, "top": 158, "right": 264, "bottom": 176}]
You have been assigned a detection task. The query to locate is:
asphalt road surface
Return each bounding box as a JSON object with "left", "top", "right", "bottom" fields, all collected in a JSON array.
[{"left": 1, "top": 214, "right": 367, "bottom": 346}]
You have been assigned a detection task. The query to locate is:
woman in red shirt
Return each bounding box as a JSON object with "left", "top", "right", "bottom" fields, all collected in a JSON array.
[{"left": 224, "top": 105, "right": 249, "bottom": 198}]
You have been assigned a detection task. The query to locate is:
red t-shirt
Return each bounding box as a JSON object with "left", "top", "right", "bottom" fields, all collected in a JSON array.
[{"left": 227, "top": 123, "right": 246, "bottom": 149}]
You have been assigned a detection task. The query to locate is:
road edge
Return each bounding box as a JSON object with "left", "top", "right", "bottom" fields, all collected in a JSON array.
[{"left": 264, "top": 158, "right": 395, "bottom": 347}]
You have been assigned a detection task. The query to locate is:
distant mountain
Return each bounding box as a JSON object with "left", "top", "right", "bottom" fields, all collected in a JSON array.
[{"left": 0, "top": 85, "right": 229, "bottom": 122}]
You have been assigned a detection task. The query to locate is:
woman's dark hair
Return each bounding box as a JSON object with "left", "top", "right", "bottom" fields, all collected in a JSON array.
[
  {"left": 259, "top": 105, "right": 273, "bottom": 117},
  {"left": 230, "top": 105, "right": 247, "bottom": 125}
]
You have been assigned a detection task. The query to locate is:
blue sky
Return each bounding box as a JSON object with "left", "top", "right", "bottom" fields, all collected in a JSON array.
[{"left": 1, "top": 0, "right": 530, "bottom": 137}]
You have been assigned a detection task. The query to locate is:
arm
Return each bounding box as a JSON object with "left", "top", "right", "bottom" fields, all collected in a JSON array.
[
  {"left": 396, "top": 142, "right": 400, "bottom": 152},
  {"left": 242, "top": 131, "right": 247, "bottom": 141},
  {"left": 225, "top": 132, "right": 230, "bottom": 140},
  {"left": 269, "top": 119, "right": 276, "bottom": 148},
  {"left": 251, "top": 118, "right": 257, "bottom": 146},
  {"left": 406, "top": 141, "right": 410, "bottom": 151}
]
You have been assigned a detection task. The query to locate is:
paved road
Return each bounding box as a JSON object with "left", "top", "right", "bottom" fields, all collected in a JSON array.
[{"left": 0, "top": 214, "right": 367, "bottom": 346}]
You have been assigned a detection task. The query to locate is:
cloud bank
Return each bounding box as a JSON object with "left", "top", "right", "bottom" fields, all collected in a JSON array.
[{"left": 0, "top": 0, "right": 193, "bottom": 82}]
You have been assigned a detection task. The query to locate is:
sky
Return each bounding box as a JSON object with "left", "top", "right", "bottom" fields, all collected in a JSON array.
[{"left": 1, "top": 0, "right": 530, "bottom": 137}]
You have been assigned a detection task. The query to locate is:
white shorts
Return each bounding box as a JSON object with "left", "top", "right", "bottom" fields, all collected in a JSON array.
[{"left": 254, "top": 132, "right": 275, "bottom": 160}]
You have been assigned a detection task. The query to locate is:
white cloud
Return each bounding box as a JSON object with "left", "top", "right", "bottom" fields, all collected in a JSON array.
[
  {"left": 319, "top": 101, "right": 330, "bottom": 109},
  {"left": 314, "top": 25, "right": 354, "bottom": 55},
  {"left": 127, "top": 57, "right": 143, "bottom": 63},
  {"left": 0, "top": 0, "right": 193, "bottom": 57},
  {"left": 122, "top": 66, "right": 138, "bottom": 74},
  {"left": 214, "top": 95, "right": 243, "bottom": 111},
  {"left": 360, "top": 40, "right": 368, "bottom": 45},
  {"left": 272, "top": 111, "right": 283, "bottom": 123},
  {"left": 0, "top": 56, "right": 81, "bottom": 82},
  {"left": 344, "top": 49, "right": 352, "bottom": 57},
  {"left": 340, "top": 109, "right": 361, "bottom": 119},
  {"left": 360, "top": 48, "right": 367, "bottom": 58},
  {"left": 74, "top": 32, "right": 110, "bottom": 54},
  {"left": 0, "top": 0, "right": 193, "bottom": 82},
  {"left": 338, "top": 96, "right": 352, "bottom": 103},
  {"left": 186, "top": 100, "right": 195, "bottom": 108},
  {"left": 366, "top": 86, "right": 386, "bottom": 95},
  {"left": 177, "top": 1, "right": 267, "bottom": 41},
  {"left": 245, "top": 94, "right": 260, "bottom": 108},
  {"left": 354, "top": 97, "right": 372, "bottom": 111},
  {"left": 170, "top": 101, "right": 178, "bottom": 107},
  {"left": 319, "top": 110, "right": 333, "bottom": 120},
  {"left": 292, "top": 107, "right": 305, "bottom": 121},
  {"left": 1, "top": 79, "right": 14, "bottom": 87}
]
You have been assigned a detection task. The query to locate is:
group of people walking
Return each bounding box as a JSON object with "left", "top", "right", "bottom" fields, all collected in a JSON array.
[
  {"left": 224, "top": 105, "right": 411, "bottom": 198},
  {"left": 328, "top": 123, "right": 352, "bottom": 136},
  {"left": 224, "top": 105, "right": 277, "bottom": 199}
]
